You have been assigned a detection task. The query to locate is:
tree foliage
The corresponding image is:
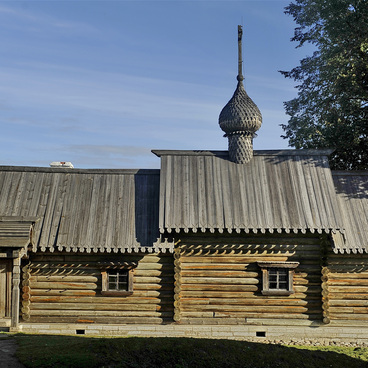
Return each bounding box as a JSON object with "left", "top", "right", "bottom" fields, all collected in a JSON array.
[{"left": 281, "top": 0, "right": 368, "bottom": 170}]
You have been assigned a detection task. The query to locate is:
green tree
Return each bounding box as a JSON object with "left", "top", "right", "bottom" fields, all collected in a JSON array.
[{"left": 281, "top": 0, "right": 368, "bottom": 170}]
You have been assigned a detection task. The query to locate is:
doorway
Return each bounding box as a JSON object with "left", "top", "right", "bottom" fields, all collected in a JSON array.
[{"left": 0, "top": 260, "right": 11, "bottom": 318}]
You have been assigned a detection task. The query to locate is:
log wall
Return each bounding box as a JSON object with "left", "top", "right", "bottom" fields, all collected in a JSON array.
[
  {"left": 22, "top": 252, "right": 174, "bottom": 324},
  {"left": 175, "top": 232, "right": 324, "bottom": 325},
  {"left": 326, "top": 250, "right": 368, "bottom": 323}
]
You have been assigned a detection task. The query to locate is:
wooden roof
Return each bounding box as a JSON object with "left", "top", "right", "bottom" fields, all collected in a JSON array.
[
  {"left": 153, "top": 150, "right": 345, "bottom": 236},
  {"left": 0, "top": 217, "right": 36, "bottom": 248},
  {"left": 0, "top": 166, "right": 170, "bottom": 253},
  {"left": 332, "top": 171, "right": 368, "bottom": 254}
]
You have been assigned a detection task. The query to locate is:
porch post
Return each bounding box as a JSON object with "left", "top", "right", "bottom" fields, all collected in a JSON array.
[{"left": 11, "top": 256, "right": 21, "bottom": 328}]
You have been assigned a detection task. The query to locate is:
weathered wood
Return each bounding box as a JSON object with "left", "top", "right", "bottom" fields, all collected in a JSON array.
[
  {"left": 329, "top": 313, "right": 368, "bottom": 320},
  {"left": 329, "top": 293, "right": 368, "bottom": 300},
  {"left": 181, "top": 256, "right": 289, "bottom": 263},
  {"left": 31, "top": 276, "right": 99, "bottom": 282},
  {"left": 180, "top": 311, "right": 321, "bottom": 319},
  {"left": 329, "top": 272, "right": 368, "bottom": 279},
  {"left": 181, "top": 277, "right": 259, "bottom": 285},
  {"left": 30, "top": 296, "right": 173, "bottom": 304},
  {"left": 29, "top": 281, "right": 98, "bottom": 290},
  {"left": 329, "top": 286, "right": 368, "bottom": 293},
  {"left": 29, "top": 316, "right": 165, "bottom": 324},
  {"left": 180, "top": 290, "right": 320, "bottom": 299},
  {"left": 181, "top": 270, "right": 259, "bottom": 278},
  {"left": 30, "top": 303, "right": 163, "bottom": 311},
  {"left": 29, "top": 310, "right": 173, "bottom": 317},
  {"left": 328, "top": 279, "right": 368, "bottom": 286},
  {"left": 181, "top": 298, "right": 321, "bottom": 307}
]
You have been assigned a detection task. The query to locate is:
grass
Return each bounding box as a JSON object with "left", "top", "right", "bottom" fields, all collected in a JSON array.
[{"left": 12, "top": 334, "right": 368, "bottom": 368}]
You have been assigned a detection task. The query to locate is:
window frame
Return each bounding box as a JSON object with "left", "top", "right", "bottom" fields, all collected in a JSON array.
[
  {"left": 257, "top": 261, "right": 299, "bottom": 296},
  {"left": 101, "top": 268, "right": 134, "bottom": 297}
]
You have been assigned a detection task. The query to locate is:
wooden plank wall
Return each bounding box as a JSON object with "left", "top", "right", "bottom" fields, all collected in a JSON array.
[
  {"left": 175, "top": 232, "right": 324, "bottom": 325},
  {"left": 327, "top": 250, "right": 368, "bottom": 322},
  {"left": 22, "top": 252, "right": 174, "bottom": 324}
]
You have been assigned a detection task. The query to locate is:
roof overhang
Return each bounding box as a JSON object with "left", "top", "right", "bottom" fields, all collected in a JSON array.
[{"left": 0, "top": 217, "right": 38, "bottom": 249}]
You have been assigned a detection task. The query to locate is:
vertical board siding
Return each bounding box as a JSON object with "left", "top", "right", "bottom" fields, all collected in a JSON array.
[
  {"left": 176, "top": 232, "right": 323, "bottom": 325},
  {"left": 327, "top": 251, "right": 368, "bottom": 321},
  {"left": 24, "top": 253, "right": 174, "bottom": 324}
]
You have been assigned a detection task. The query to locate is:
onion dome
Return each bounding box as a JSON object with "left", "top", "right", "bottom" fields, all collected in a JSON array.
[{"left": 219, "top": 26, "right": 262, "bottom": 164}]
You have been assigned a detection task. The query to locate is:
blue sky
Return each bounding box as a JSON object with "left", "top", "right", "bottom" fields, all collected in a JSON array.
[{"left": 0, "top": 0, "right": 314, "bottom": 169}]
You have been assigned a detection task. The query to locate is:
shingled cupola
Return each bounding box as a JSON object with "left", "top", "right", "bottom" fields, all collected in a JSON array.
[{"left": 219, "top": 26, "right": 262, "bottom": 164}]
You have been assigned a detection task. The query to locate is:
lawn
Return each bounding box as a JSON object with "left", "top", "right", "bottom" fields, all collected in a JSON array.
[{"left": 13, "top": 334, "right": 368, "bottom": 368}]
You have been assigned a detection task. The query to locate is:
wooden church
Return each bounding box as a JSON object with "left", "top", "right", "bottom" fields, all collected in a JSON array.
[{"left": 0, "top": 27, "right": 367, "bottom": 341}]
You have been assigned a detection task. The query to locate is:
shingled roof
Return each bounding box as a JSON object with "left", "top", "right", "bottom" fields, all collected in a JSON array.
[
  {"left": 0, "top": 166, "right": 170, "bottom": 253},
  {"left": 153, "top": 149, "right": 345, "bottom": 237},
  {"left": 332, "top": 171, "right": 368, "bottom": 254}
]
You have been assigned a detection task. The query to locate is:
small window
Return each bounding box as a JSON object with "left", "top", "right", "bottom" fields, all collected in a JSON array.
[
  {"left": 101, "top": 269, "right": 134, "bottom": 296},
  {"left": 257, "top": 262, "right": 299, "bottom": 296}
]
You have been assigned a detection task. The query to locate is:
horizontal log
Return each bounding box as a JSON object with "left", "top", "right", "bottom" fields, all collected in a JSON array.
[
  {"left": 28, "top": 316, "right": 165, "bottom": 324},
  {"left": 30, "top": 296, "right": 173, "bottom": 304},
  {"left": 29, "top": 310, "right": 173, "bottom": 317},
  {"left": 133, "top": 284, "right": 174, "bottom": 291},
  {"left": 29, "top": 281, "right": 97, "bottom": 290},
  {"left": 329, "top": 272, "right": 368, "bottom": 279},
  {"left": 329, "top": 293, "right": 368, "bottom": 300},
  {"left": 181, "top": 284, "right": 258, "bottom": 292},
  {"left": 294, "top": 285, "right": 322, "bottom": 293},
  {"left": 180, "top": 284, "right": 321, "bottom": 293},
  {"left": 30, "top": 302, "right": 169, "bottom": 311},
  {"left": 180, "top": 291, "right": 320, "bottom": 299},
  {"left": 28, "top": 289, "right": 96, "bottom": 296},
  {"left": 31, "top": 276, "right": 99, "bottom": 283},
  {"left": 181, "top": 271, "right": 259, "bottom": 278},
  {"left": 180, "top": 311, "right": 321, "bottom": 319},
  {"left": 328, "top": 279, "right": 368, "bottom": 286},
  {"left": 134, "top": 277, "right": 174, "bottom": 284},
  {"left": 29, "top": 289, "right": 174, "bottom": 299},
  {"left": 329, "top": 307, "right": 368, "bottom": 314},
  {"left": 180, "top": 264, "right": 249, "bottom": 270},
  {"left": 181, "top": 304, "right": 315, "bottom": 313},
  {"left": 181, "top": 298, "right": 321, "bottom": 307},
  {"left": 180, "top": 264, "right": 321, "bottom": 273},
  {"left": 330, "top": 313, "right": 368, "bottom": 321},
  {"left": 330, "top": 300, "right": 368, "bottom": 307},
  {"left": 181, "top": 277, "right": 259, "bottom": 285},
  {"left": 134, "top": 270, "right": 174, "bottom": 277},
  {"left": 180, "top": 257, "right": 289, "bottom": 264},
  {"left": 329, "top": 286, "right": 368, "bottom": 293}
]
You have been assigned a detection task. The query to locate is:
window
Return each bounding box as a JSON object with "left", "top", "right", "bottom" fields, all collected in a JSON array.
[
  {"left": 101, "top": 268, "right": 134, "bottom": 296},
  {"left": 257, "top": 262, "right": 299, "bottom": 296}
]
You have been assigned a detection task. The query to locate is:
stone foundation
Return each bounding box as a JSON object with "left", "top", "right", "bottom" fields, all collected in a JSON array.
[{"left": 12, "top": 322, "right": 368, "bottom": 346}]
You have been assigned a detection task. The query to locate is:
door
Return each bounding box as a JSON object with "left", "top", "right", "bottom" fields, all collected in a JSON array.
[{"left": 0, "top": 260, "right": 11, "bottom": 317}]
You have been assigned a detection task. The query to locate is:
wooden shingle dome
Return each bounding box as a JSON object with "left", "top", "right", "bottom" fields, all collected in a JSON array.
[{"left": 219, "top": 26, "right": 262, "bottom": 164}]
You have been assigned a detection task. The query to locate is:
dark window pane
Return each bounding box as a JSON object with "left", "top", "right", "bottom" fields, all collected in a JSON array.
[
  {"left": 108, "top": 270, "right": 129, "bottom": 291},
  {"left": 267, "top": 268, "right": 289, "bottom": 290}
]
